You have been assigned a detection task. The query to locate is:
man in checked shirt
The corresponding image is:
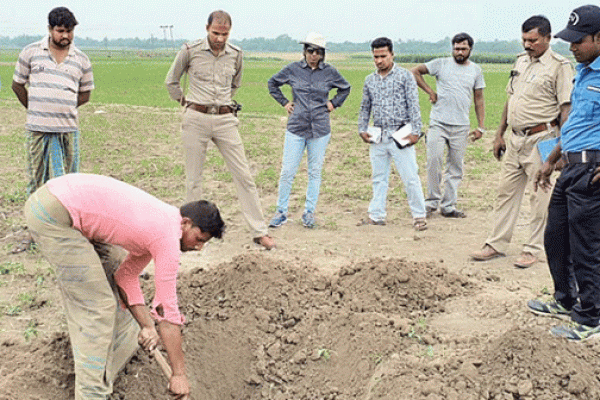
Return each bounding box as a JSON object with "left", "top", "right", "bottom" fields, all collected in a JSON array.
[{"left": 358, "top": 37, "right": 428, "bottom": 231}]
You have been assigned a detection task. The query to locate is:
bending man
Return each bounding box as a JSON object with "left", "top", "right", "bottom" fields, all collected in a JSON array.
[{"left": 25, "top": 173, "right": 225, "bottom": 399}]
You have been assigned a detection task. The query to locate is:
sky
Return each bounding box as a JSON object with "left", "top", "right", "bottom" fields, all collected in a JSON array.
[{"left": 0, "top": 0, "right": 586, "bottom": 44}]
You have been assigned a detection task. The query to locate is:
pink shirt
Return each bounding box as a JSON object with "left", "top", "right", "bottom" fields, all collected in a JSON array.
[{"left": 47, "top": 173, "right": 185, "bottom": 325}]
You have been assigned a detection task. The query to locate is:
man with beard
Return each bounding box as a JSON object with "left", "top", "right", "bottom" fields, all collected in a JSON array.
[
  {"left": 469, "top": 15, "right": 573, "bottom": 269},
  {"left": 412, "top": 33, "right": 486, "bottom": 219},
  {"left": 165, "top": 10, "right": 275, "bottom": 250},
  {"left": 12, "top": 7, "right": 94, "bottom": 253}
]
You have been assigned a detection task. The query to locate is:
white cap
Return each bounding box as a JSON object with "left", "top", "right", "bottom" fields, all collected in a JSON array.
[{"left": 299, "top": 32, "right": 326, "bottom": 49}]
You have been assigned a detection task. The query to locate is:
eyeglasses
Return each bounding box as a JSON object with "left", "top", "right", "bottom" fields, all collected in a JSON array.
[{"left": 306, "top": 47, "right": 324, "bottom": 55}]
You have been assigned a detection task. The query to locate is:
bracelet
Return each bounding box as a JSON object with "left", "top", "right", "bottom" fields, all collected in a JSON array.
[{"left": 475, "top": 127, "right": 485, "bottom": 134}]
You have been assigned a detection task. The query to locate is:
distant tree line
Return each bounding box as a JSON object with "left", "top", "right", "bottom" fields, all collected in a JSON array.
[{"left": 0, "top": 34, "right": 571, "bottom": 60}]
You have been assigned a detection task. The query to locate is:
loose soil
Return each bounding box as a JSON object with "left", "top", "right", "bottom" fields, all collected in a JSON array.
[{"left": 2, "top": 102, "right": 600, "bottom": 399}]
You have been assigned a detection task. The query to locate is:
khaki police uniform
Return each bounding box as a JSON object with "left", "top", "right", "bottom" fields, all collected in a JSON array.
[
  {"left": 165, "top": 38, "right": 268, "bottom": 238},
  {"left": 486, "top": 48, "right": 573, "bottom": 257}
]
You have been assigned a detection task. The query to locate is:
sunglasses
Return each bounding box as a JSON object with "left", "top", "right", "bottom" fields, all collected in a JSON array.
[{"left": 306, "top": 47, "right": 324, "bottom": 55}]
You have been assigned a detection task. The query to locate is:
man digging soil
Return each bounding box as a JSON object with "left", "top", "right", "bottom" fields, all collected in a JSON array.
[{"left": 24, "top": 173, "right": 225, "bottom": 400}]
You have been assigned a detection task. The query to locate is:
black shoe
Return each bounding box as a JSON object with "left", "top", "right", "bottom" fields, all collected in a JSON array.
[{"left": 441, "top": 209, "right": 466, "bottom": 218}]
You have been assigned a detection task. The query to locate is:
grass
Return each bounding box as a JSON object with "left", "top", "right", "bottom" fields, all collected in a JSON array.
[
  {"left": 0, "top": 51, "right": 508, "bottom": 247},
  {"left": 0, "top": 262, "right": 26, "bottom": 275},
  {"left": 23, "top": 320, "right": 39, "bottom": 341},
  {"left": 0, "top": 51, "right": 512, "bottom": 348}
]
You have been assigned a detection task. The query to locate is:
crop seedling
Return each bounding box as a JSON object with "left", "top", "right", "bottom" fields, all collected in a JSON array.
[
  {"left": 0, "top": 261, "right": 25, "bottom": 275},
  {"left": 23, "top": 320, "right": 39, "bottom": 341},
  {"left": 318, "top": 348, "right": 331, "bottom": 361},
  {"left": 6, "top": 305, "right": 22, "bottom": 316}
]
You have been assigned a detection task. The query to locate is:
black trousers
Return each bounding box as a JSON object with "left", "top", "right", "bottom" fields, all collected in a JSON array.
[{"left": 545, "top": 162, "right": 600, "bottom": 327}]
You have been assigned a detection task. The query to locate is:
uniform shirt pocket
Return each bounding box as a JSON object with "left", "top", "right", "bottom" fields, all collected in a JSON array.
[
  {"left": 584, "top": 85, "right": 600, "bottom": 120},
  {"left": 190, "top": 60, "right": 213, "bottom": 83},
  {"left": 216, "top": 65, "right": 235, "bottom": 87}
]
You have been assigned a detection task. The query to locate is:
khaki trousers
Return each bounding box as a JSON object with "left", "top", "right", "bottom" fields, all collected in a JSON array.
[
  {"left": 24, "top": 186, "right": 139, "bottom": 400},
  {"left": 485, "top": 129, "right": 555, "bottom": 257},
  {"left": 181, "top": 108, "right": 268, "bottom": 237}
]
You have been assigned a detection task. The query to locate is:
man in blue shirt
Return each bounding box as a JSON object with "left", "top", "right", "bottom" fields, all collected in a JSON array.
[
  {"left": 529, "top": 4, "right": 600, "bottom": 341},
  {"left": 358, "top": 37, "right": 427, "bottom": 231}
]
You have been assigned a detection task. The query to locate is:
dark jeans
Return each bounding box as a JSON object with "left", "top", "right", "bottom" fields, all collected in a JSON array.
[{"left": 545, "top": 162, "right": 600, "bottom": 327}]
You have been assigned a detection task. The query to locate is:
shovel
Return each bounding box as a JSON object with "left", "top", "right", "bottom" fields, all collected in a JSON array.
[{"left": 152, "top": 349, "right": 192, "bottom": 399}]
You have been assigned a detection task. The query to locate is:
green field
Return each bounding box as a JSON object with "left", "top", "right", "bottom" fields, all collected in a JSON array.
[
  {"left": 1, "top": 49, "right": 512, "bottom": 126},
  {"left": 0, "top": 49, "right": 511, "bottom": 247}
]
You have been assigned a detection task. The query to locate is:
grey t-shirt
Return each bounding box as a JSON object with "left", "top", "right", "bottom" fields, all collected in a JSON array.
[{"left": 425, "top": 57, "right": 485, "bottom": 126}]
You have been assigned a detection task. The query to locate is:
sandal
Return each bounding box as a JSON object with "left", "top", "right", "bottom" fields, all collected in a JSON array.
[
  {"left": 413, "top": 218, "right": 427, "bottom": 231},
  {"left": 356, "top": 218, "right": 386, "bottom": 226},
  {"left": 253, "top": 235, "right": 276, "bottom": 250}
]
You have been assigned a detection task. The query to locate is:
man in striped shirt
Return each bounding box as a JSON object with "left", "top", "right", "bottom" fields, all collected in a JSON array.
[{"left": 12, "top": 6, "right": 94, "bottom": 253}]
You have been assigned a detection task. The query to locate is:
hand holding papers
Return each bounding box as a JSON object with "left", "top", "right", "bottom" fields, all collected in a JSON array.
[
  {"left": 391, "top": 123, "right": 413, "bottom": 149},
  {"left": 367, "top": 126, "right": 382, "bottom": 144}
]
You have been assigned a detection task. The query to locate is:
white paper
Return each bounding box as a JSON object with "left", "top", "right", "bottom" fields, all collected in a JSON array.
[
  {"left": 367, "top": 126, "right": 382, "bottom": 144},
  {"left": 391, "top": 123, "right": 413, "bottom": 147}
]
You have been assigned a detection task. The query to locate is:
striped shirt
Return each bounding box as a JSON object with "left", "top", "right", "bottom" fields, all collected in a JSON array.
[{"left": 13, "top": 37, "right": 94, "bottom": 133}]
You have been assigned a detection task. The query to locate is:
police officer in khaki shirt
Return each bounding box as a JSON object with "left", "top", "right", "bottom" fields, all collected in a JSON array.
[
  {"left": 165, "top": 10, "right": 275, "bottom": 250},
  {"left": 470, "top": 15, "right": 573, "bottom": 268}
]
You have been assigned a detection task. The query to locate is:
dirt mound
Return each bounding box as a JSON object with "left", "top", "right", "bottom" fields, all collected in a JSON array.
[
  {"left": 112, "top": 253, "right": 472, "bottom": 399},
  {"left": 3, "top": 254, "right": 600, "bottom": 400},
  {"left": 478, "top": 327, "right": 600, "bottom": 400},
  {"left": 0, "top": 332, "right": 74, "bottom": 400},
  {"left": 367, "top": 326, "right": 600, "bottom": 400}
]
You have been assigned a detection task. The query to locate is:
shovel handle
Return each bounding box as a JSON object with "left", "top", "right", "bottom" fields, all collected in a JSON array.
[
  {"left": 152, "top": 349, "right": 193, "bottom": 399},
  {"left": 152, "top": 348, "right": 173, "bottom": 379}
]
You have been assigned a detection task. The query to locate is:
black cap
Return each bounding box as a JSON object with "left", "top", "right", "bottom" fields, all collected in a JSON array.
[{"left": 555, "top": 5, "right": 600, "bottom": 42}]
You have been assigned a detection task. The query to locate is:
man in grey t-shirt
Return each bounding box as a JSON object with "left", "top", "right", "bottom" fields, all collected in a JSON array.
[{"left": 412, "top": 33, "right": 486, "bottom": 218}]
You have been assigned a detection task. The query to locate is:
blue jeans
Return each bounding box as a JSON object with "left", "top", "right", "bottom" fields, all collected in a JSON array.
[
  {"left": 276, "top": 131, "right": 331, "bottom": 214},
  {"left": 368, "top": 140, "right": 426, "bottom": 221}
]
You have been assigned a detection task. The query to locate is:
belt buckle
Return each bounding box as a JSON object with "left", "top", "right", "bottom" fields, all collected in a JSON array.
[
  {"left": 208, "top": 105, "right": 218, "bottom": 114},
  {"left": 582, "top": 151, "right": 588, "bottom": 163}
]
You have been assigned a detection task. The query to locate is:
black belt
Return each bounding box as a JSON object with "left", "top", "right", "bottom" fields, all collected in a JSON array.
[{"left": 563, "top": 150, "right": 600, "bottom": 164}]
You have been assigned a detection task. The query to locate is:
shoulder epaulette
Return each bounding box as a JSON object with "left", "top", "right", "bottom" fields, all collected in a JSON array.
[
  {"left": 226, "top": 42, "right": 241, "bottom": 52},
  {"left": 550, "top": 51, "right": 571, "bottom": 64},
  {"left": 184, "top": 38, "right": 203, "bottom": 50}
]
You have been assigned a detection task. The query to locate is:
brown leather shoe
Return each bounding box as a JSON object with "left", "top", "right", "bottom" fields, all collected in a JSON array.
[
  {"left": 470, "top": 244, "right": 504, "bottom": 261},
  {"left": 253, "top": 235, "right": 276, "bottom": 250},
  {"left": 514, "top": 252, "right": 538, "bottom": 269}
]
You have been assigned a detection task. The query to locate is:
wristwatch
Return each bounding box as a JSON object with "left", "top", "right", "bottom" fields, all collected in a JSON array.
[{"left": 475, "top": 127, "right": 485, "bottom": 134}]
